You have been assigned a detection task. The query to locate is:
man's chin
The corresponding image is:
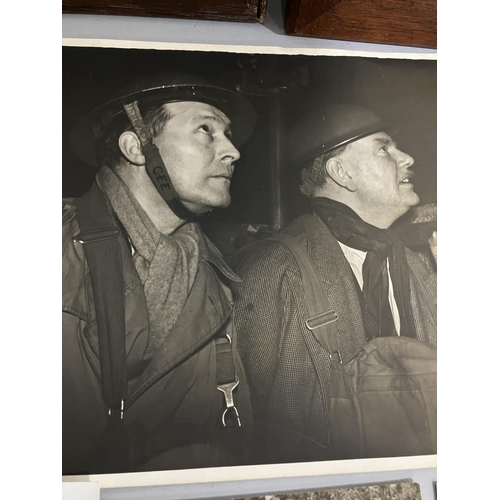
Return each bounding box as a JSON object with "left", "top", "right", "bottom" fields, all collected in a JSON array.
[
  {"left": 403, "top": 191, "right": 420, "bottom": 208},
  {"left": 188, "top": 196, "right": 231, "bottom": 215},
  {"left": 210, "top": 194, "right": 231, "bottom": 211},
  {"left": 396, "top": 194, "right": 420, "bottom": 219}
]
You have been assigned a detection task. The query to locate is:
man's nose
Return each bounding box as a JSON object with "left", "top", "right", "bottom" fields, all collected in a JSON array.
[
  {"left": 396, "top": 149, "right": 414, "bottom": 169},
  {"left": 219, "top": 135, "right": 241, "bottom": 163}
]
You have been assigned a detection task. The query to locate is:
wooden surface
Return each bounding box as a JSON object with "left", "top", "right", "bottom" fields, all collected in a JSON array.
[
  {"left": 285, "top": 0, "right": 436, "bottom": 48},
  {"left": 62, "top": 0, "right": 268, "bottom": 23}
]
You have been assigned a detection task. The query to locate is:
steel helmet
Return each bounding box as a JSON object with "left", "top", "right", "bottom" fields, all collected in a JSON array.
[
  {"left": 69, "top": 72, "right": 257, "bottom": 167},
  {"left": 288, "top": 103, "right": 387, "bottom": 167},
  {"left": 68, "top": 73, "right": 257, "bottom": 220}
]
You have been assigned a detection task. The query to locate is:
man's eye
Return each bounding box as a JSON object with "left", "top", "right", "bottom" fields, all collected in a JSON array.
[
  {"left": 379, "top": 146, "right": 388, "bottom": 154},
  {"left": 199, "top": 124, "right": 211, "bottom": 133}
]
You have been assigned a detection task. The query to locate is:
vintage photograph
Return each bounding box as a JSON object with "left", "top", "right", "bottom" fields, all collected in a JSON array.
[
  {"left": 232, "top": 482, "right": 422, "bottom": 500},
  {"left": 62, "top": 43, "right": 437, "bottom": 479}
]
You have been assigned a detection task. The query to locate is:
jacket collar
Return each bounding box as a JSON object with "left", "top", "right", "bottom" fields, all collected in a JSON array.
[
  {"left": 285, "top": 212, "right": 368, "bottom": 364},
  {"left": 297, "top": 212, "right": 348, "bottom": 286},
  {"left": 127, "top": 248, "right": 234, "bottom": 404},
  {"left": 194, "top": 223, "right": 242, "bottom": 283}
]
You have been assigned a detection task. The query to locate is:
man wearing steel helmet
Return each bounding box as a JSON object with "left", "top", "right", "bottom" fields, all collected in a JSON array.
[
  {"left": 62, "top": 75, "right": 256, "bottom": 474},
  {"left": 230, "top": 103, "right": 437, "bottom": 465}
]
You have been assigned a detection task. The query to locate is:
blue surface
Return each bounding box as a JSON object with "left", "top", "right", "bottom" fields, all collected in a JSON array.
[{"left": 100, "top": 468, "right": 436, "bottom": 500}]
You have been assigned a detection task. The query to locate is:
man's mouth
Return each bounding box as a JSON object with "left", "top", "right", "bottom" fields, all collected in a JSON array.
[
  {"left": 399, "top": 172, "right": 414, "bottom": 185},
  {"left": 214, "top": 171, "right": 233, "bottom": 180}
]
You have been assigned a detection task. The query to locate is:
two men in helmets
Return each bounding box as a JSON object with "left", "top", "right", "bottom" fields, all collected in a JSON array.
[
  {"left": 62, "top": 75, "right": 256, "bottom": 474},
  {"left": 230, "top": 103, "right": 437, "bottom": 464},
  {"left": 63, "top": 70, "right": 437, "bottom": 473}
]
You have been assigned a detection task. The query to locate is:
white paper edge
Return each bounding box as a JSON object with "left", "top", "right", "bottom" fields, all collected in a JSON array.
[
  {"left": 62, "top": 454, "right": 436, "bottom": 489},
  {"left": 62, "top": 482, "right": 100, "bottom": 500},
  {"left": 62, "top": 38, "right": 437, "bottom": 61}
]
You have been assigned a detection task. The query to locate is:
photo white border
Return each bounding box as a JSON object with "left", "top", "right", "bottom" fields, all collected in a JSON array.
[
  {"left": 62, "top": 455, "right": 436, "bottom": 489},
  {"left": 62, "top": 38, "right": 437, "bottom": 489},
  {"left": 62, "top": 38, "right": 437, "bottom": 61}
]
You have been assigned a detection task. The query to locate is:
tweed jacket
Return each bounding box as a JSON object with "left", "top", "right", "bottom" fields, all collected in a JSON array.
[
  {"left": 230, "top": 212, "right": 437, "bottom": 464},
  {"left": 62, "top": 188, "right": 253, "bottom": 475}
]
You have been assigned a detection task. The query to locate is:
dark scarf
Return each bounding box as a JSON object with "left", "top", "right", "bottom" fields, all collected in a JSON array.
[{"left": 312, "top": 197, "right": 416, "bottom": 340}]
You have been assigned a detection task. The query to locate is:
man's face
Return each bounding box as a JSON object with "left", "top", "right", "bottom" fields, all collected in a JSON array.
[
  {"left": 340, "top": 132, "right": 419, "bottom": 223},
  {"left": 154, "top": 101, "right": 241, "bottom": 215}
]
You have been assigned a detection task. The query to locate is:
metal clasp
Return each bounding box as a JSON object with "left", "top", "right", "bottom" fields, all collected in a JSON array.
[
  {"left": 217, "top": 377, "right": 241, "bottom": 427},
  {"left": 306, "top": 310, "right": 343, "bottom": 364},
  {"left": 108, "top": 399, "right": 124, "bottom": 420},
  {"left": 305, "top": 310, "right": 339, "bottom": 331}
]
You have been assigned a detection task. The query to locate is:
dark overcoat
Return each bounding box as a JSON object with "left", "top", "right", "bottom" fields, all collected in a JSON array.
[
  {"left": 62, "top": 190, "right": 253, "bottom": 475},
  {"left": 230, "top": 213, "right": 437, "bottom": 464}
]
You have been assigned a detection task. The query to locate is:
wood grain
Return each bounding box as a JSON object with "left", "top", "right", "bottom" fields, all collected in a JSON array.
[
  {"left": 62, "top": 0, "right": 268, "bottom": 23},
  {"left": 285, "top": 0, "right": 436, "bottom": 48}
]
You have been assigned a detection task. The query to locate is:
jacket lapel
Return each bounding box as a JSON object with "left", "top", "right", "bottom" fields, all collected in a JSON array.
[
  {"left": 198, "top": 228, "right": 242, "bottom": 283},
  {"left": 279, "top": 213, "right": 367, "bottom": 445},
  {"left": 127, "top": 259, "right": 232, "bottom": 404},
  {"left": 405, "top": 249, "right": 437, "bottom": 346},
  {"left": 300, "top": 214, "right": 367, "bottom": 364},
  {"left": 126, "top": 228, "right": 239, "bottom": 405}
]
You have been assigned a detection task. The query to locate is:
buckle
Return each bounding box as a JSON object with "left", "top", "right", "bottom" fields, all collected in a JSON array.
[
  {"left": 108, "top": 399, "right": 124, "bottom": 421},
  {"left": 216, "top": 333, "right": 232, "bottom": 345},
  {"left": 217, "top": 377, "right": 241, "bottom": 427},
  {"left": 306, "top": 310, "right": 342, "bottom": 363},
  {"left": 305, "top": 310, "right": 339, "bottom": 331}
]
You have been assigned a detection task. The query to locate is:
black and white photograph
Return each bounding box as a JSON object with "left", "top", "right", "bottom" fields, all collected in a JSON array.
[
  {"left": 232, "top": 482, "right": 423, "bottom": 500},
  {"left": 62, "top": 42, "right": 437, "bottom": 482}
]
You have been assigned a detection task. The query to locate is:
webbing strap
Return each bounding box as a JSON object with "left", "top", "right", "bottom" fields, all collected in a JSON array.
[
  {"left": 122, "top": 101, "right": 196, "bottom": 221},
  {"left": 215, "top": 335, "right": 236, "bottom": 385},
  {"left": 73, "top": 183, "right": 128, "bottom": 418},
  {"left": 215, "top": 334, "right": 241, "bottom": 427},
  {"left": 268, "top": 234, "right": 342, "bottom": 360},
  {"left": 122, "top": 101, "right": 153, "bottom": 147}
]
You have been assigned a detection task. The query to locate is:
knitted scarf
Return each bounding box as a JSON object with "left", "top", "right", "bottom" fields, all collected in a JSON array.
[
  {"left": 312, "top": 197, "right": 416, "bottom": 340},
  {"left": 97, "top": 166, "right": 200, "bottom": 359}
]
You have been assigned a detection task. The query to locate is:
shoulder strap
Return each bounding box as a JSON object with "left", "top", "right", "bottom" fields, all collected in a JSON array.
[
  {"left": 73, "top": 183, "right": 128, "bottom": 420},
  {"left": 268, "top": 234, "right": 343, "bottom": 362}
]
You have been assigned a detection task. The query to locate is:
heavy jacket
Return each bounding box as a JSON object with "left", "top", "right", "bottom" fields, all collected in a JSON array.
[
  {"left": 230, "top": 213, "right": 437, "bottom": 464},
  {"left": 62, "top": 187, "right": 252, "bottom": 475}
]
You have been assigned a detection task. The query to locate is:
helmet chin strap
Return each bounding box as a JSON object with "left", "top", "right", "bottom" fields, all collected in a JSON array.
[{"left": 122, "top": 100, "right": 197, "bottom": 221}]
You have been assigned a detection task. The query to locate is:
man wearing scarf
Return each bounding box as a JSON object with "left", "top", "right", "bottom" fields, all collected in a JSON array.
[
  {"left": 230, "top": 103, "right": 437, "bottom": 464},
  {"left": 62, "top": 76, "right": 256, "bottom": 475}
]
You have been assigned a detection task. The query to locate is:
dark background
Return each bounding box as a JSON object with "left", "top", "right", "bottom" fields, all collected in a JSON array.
[{"left": 63, "top": 47, "right": 436, "bottom": 252}]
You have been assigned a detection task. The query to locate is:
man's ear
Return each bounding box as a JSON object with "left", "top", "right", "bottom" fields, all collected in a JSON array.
[
  {"left": 118, "top": 131, "right": 146, "bottom": 166},
  {"left": 325, "top": 157, "right": 357, "bottom": 192}
]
